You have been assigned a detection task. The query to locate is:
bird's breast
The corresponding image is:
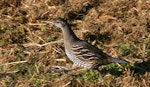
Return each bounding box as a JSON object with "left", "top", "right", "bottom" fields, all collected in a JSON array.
[{"left": 65, "top": 49, "right": 95, "bottom": 69}]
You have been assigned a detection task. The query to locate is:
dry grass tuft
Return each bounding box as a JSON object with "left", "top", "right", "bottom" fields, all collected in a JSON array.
[{"left": 0, "top": 0, "right": 150, "bottom": 87}]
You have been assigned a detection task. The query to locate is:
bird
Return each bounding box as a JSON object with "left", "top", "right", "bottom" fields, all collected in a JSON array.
[{"left": 52, "top": 17, "right": 129, "bottom": 70}]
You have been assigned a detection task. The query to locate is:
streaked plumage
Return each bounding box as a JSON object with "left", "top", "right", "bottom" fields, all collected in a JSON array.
[{"left": 53, "top": 18, "right": 129, "bottom": 69}]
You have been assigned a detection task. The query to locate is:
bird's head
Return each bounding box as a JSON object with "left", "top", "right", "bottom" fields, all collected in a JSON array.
[{"left": 53, "top": 18, "right": 68, "bottom": 30}]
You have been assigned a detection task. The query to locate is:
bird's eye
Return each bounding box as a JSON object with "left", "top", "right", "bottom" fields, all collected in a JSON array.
[{"left": 56, "top": 21, "right": 59, "bottom": 23}]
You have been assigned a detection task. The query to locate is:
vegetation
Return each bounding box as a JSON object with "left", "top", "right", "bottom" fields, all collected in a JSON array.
[{"left": 0, "top": 0, "right": 150, "bottom": 87}]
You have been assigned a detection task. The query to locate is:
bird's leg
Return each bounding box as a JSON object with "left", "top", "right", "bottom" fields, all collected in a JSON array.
[
  {"left": 50, "top": 65, "right": 74, "bottom": 73},
  {"left": 50, "top": 64, "right": 82, "bottom": 73},
  {"left": 72, "top": 63, "right": 78, "bottom": 69},
  {"left": 72, "top": 64, "right": 90, "bottom": 72},
  {"left": 72, "top": 64, "right": 85, "bottom": 70}
]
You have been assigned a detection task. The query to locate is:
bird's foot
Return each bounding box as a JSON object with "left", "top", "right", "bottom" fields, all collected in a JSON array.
[{"left": 50, "top": 66, "right": 74, "bottom": 73}]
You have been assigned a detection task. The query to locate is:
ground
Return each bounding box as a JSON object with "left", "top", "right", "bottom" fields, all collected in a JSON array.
[{"left": 0, "top": 0, "right": 150, "bottom": 87}]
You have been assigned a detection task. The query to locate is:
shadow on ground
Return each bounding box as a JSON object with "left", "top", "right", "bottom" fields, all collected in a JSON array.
[
  {"left": 101, "top": 59, "right": 150, "bottom": 76},
  {"left": 132, "top": 59, "right": 150, "bottom": 75}
]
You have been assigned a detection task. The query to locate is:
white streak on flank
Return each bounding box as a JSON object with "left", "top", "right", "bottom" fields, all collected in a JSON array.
[
  {"left": 80, "top": 49, "right": 89, "bottom": 52},
  {"left": 72, "top": 45, "right": 83, "bottom": 50},
  {"left": 66, "top": 45, "right": 98, "bottom": 69},
  {"left": 82, "top": 52, "right": 95, "bottom": 56},
  {"left": 73, "top": 51, "right": 82, "bottom": 55},
  {"left": 88, "top": 57, "right": 99, "bottom": 60}
]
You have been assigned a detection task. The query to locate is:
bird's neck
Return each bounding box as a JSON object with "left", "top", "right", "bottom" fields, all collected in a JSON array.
[{"left": 62, "top": 26, "right": 79, "bottom": 45}]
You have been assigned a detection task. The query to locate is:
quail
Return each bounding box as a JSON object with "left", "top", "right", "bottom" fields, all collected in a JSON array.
[{"left": 52, "top": 18, "right": 129, "bottom": 69}]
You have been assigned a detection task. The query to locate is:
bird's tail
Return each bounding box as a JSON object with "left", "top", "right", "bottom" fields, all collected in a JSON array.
[{"left": 108, "top": 57, "right": 129, "bottom": 64}]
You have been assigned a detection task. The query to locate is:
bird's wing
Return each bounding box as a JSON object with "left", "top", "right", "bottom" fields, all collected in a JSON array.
[
  {"left": 71, "top": 40, "right": 129, "bottom": 64},
  {"left": 71, "top": 40, "right": 108, "bottom": 62}
]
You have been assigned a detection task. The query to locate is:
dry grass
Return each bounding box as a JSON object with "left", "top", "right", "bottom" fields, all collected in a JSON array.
[{"left": 0, "top": 0, "right": 150, "bottom": 87}]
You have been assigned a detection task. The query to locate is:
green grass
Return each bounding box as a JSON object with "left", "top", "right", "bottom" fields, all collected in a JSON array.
[
  {"left": 119, "top": 43, "right": 138, "bottom": 58},
  {"left": 0, "top": 0, "right": 150, "bottom": 87}
]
